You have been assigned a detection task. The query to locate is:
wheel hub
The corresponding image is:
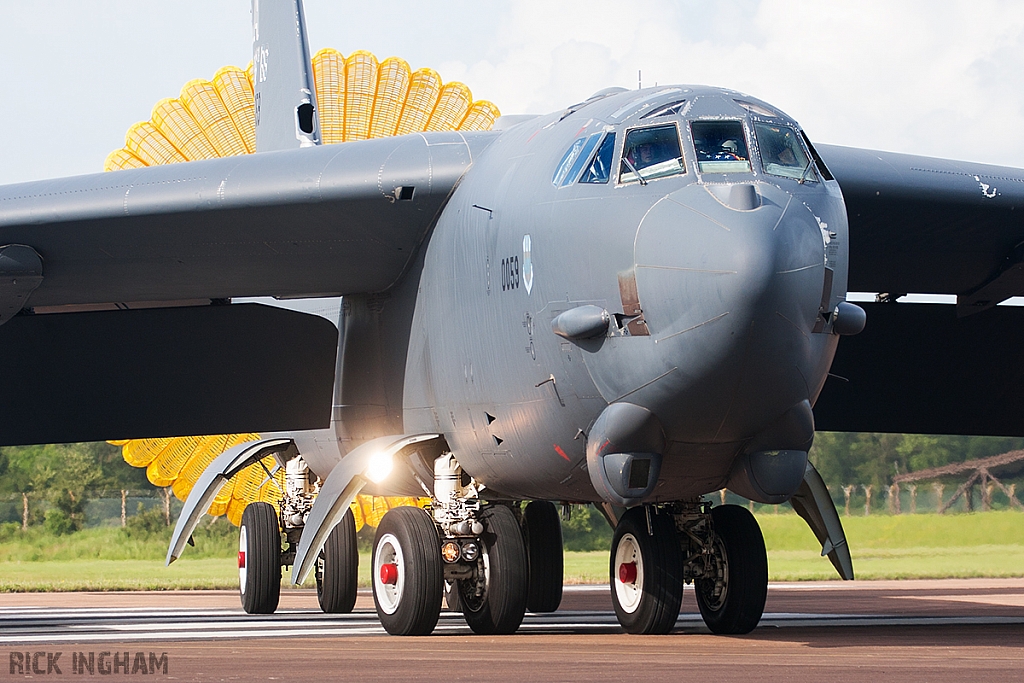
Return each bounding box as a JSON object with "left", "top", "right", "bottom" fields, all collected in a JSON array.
[
  {"left": 380, "top": 563, "right": 399, "bottom": 585},
  {"left": 373, "top": 533, "right": 406, "bottom": 615},
  {"left": 612, "top": 533, "right": 644, "bottom": 614}
]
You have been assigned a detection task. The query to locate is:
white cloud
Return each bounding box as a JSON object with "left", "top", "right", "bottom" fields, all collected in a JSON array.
[{"left": 2, "top": 0, "right": 1024, "bottom": 184}]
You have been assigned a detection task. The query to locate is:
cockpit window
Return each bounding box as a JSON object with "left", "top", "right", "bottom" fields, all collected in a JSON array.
[
  {"left": 619, "top": 124, "right": 684, "bottom": 184},
  {"left": 735, "top": 99, "right": 779, "bottom": 117},
  {"left": 754, "top": 123, "right": 814, "bottom": 181},
  {"left": 641, "top": 99, "right": 686, "bottom": 119},
  {"left": 579, "top": 133, "right": 615, "bottom": 184},
  {"left": 552, "top": 133, "right": 603, "bottom": 187},
  {"left": 691, "top": 120, "right": 752, "bottom": 173}
]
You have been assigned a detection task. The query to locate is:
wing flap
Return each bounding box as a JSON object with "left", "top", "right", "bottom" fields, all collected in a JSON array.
[
  {"left": 815, "top": 302, "right": 1024, "bottom": 437},
  {"left": 0, "top": 302, "right": 337, "bottom": 446}
]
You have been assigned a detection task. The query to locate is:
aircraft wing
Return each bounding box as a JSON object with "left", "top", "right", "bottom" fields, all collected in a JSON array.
[
  {"left": 816, "top": 144, "right": 1024, "bottom": 310},
  {"left": 0, "top": 131, "right": 494, "bottom": 446},
  {"left": 0, "top": 131, "right": 493, "bottom": 308},
  {"left": 814, "top": 144, "right": 1024, "bottom": 437}
]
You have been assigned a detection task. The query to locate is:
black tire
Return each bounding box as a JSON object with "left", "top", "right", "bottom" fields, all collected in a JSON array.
[
  {"left": 316, "top": 509, "right": 358, "bottom": 614},
  {"left": 695, "top": 504, "right": 768, "bottom": 635},
  {"left": 239, "top": 502, "right": 281, "bottom": 615},
  {"left": 371, "top": 506, "right": 443, "bottom": 635},
  {"left": 609, "top": 506, "right": 682, "bottom": 634},
  {"left": 523, "top": 501, "right": 563, "bottom": 612},
  {"left": 459, "top": 505, "right": 529, "bottom": 634}
]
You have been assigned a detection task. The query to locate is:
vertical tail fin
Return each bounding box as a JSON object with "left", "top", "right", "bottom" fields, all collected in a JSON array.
[{"left": 251, "top": 0, "right": 320, "bottom": 151}]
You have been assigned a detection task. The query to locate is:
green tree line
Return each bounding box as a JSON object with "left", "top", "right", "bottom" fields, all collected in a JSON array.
[
  {"left": 809, "top": 433, "right": 1024, "bottom": 490},
  {"left": 1, "top": 433, "right": 1022, "bottom": 536},
  {"left": 0, "top": 442, "right": 153, "bottom": 534}
]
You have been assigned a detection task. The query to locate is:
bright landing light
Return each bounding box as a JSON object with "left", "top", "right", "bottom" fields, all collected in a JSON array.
[{"left": 365, "top": 450, "right": 395, "bottom": 484}]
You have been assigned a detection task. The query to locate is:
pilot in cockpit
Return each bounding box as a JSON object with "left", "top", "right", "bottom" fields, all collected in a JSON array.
[
  {"left": 620, "top": 124, "right": 685, "bottom": 182},
  {"left": 626, "top": 141, "right": 658, "bottom": 169}
]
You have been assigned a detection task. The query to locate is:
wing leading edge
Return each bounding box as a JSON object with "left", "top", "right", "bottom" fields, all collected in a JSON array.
[{"left": 0, "top": 131, "right": 497, "bottom": 310}]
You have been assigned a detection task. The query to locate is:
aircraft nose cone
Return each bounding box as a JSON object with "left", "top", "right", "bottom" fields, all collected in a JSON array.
[{"left": 631, "top": 182, "right": 829, "bottom": 441}]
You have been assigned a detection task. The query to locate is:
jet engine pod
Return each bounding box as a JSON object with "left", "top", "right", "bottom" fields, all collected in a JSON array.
[
  {"left": 586, "top": 402, "right": 666, "bottom": 507},
  {"left": 727, "top": 449, "right": 808, "bottom": 504}
]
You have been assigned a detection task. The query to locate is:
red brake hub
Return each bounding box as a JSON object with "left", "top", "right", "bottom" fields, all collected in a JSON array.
[
  {"left": 619, "top": 561, "right": 638, "bottom": 585},
  {"left": 380, "top": 562, "right": 399, "bottom": 585},
  {"left": 237, "top": 551, "right": 246, "bottom": 569}
]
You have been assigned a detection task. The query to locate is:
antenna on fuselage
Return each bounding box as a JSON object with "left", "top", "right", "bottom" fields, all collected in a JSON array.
[
  {"left": 638, "top": 70, "right": 642, "bottom": 89},
  {"left": 251, "top": 0, "right": 321, "bottom": 151}
]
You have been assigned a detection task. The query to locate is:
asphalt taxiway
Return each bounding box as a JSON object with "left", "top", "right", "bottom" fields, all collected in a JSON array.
[{"left": 1, "top": 579, "right": 1022, "bottom": 682}]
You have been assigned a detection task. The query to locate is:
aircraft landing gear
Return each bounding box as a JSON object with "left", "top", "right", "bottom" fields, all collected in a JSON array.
[
  {"left": 609, "top": 506, "right": 682, "bottom": 634},
  {"left": 693, "top": 504, "right": 768, "bottom": 634},
  {"left": 239, "top": 501, "right": 281, "bottom": 615},
  {"left": 316, "top": 509, "right": 358, "bottom": 614},
  {"left": 522, "top": 500, "right": 563, "bottom": 613},
  {"left": 372, "top": 506, "right": 444, "bottom": 635},
  {"left": 608, "top": 501, "right": 769, "bottom": 635},
  {"left": 369, "top": 453, "right": 533, "bottom": 635},
  {"left": 457, "top": 504, "right": 529, "bottom": 634}
]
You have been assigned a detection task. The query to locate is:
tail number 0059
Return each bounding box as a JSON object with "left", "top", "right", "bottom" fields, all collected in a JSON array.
[{"left": 501, "top": 255, "right": 520, "bottom": 292}]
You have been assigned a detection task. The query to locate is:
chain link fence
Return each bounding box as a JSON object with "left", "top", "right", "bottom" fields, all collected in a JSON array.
[{"left": 0, "top": 490, "right": 186, "bottom": 530}]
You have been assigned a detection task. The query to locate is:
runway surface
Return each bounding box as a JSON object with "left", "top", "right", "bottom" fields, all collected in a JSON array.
[{"left": 2, "top": 579, "right": 1023, "bottom": 681}]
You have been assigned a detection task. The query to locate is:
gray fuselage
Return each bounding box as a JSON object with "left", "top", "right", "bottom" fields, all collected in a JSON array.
[{"left": 396, "top": 86, "right": 848, "bottom": 503}]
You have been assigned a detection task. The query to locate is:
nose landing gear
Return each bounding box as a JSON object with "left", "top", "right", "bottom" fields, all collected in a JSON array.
[{"left": 608, "top": 502, "right": 768, "bottom": 635}]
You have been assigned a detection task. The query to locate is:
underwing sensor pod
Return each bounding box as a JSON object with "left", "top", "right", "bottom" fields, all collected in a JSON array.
[{"left": 7, "top": 0, "right": 1024, "bottom": 637}]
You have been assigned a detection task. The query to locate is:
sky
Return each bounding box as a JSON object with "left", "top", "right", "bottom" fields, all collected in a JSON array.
[{"left": 2, "top": 0, "right": 1024, "bottom": 185}]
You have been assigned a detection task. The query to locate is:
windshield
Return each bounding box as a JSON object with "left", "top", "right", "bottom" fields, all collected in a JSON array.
[
  {"left": 691, "top": 120, "right": 751, "bottom": 173},
  {"left": 619, "top": 124, "right": 684, "bottom": 184},
  {"left": 754, "top": 123, "right": 813, "bottom": 180},
  {"left": 552, "top": 133, "right": 603, "bottom": 187},
  {"left": 580, "top": 133, "right": 616, "bottom": 184}
]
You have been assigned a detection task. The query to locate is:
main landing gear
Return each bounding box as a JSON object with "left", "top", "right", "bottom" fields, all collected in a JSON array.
[
  {"left": 238, "top": 457, "right": 358, "bottom": 616},
  {"left": 370, "top": 453, "right": 564, "bottom": 636},
  {"left": 609, "top": 502, "right": 768, "bottom": 634}
]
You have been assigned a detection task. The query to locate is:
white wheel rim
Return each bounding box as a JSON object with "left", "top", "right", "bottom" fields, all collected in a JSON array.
[
  {"left": 238, "top": 525, "right": 248, "bottom": 595},
  {"left": 374, "top": 533, "right": 405, "bottom": 615},
  {"left": 613, "top": 533, "right": 643, "bottom": 614}
]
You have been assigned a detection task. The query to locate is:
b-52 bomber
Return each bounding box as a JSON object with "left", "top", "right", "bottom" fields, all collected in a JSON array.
[{"left": 3, "top": 0, "right": 1024, "bottom": 636}]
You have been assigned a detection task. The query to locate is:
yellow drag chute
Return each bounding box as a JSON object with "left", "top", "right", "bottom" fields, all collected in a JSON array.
[{"left": 109, "top": 48, "right": 499, "bottom": 528}]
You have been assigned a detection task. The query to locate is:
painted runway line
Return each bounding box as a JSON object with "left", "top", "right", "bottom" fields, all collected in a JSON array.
[{"left": 2, "top": 605, "right": 1023, "bottom": 645}]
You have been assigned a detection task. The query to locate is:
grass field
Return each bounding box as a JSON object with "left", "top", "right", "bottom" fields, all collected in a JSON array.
[{"left": 0, "top": 511, "right": 1022, "bottom": 591}]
